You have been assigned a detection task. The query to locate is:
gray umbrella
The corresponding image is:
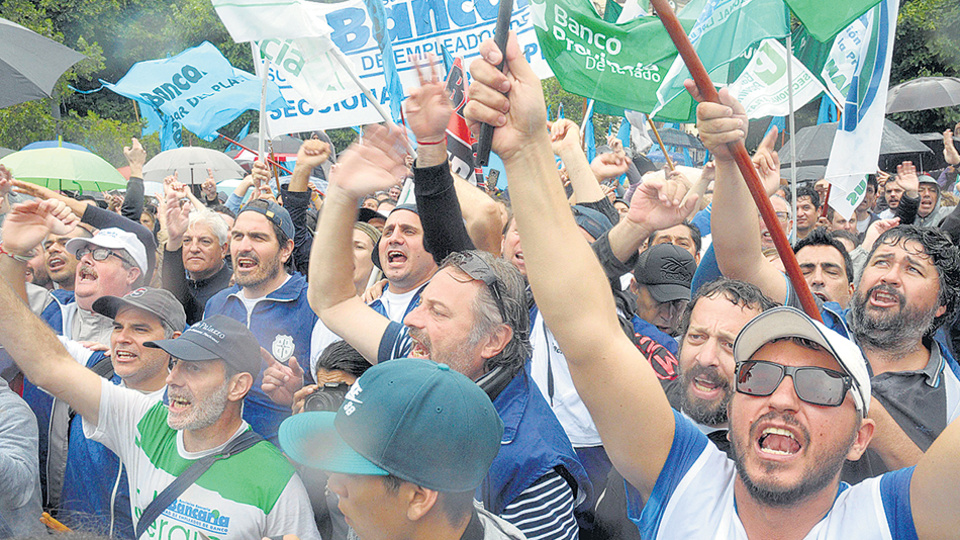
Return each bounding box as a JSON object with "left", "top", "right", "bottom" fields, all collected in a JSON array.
[
  {"left": 779, "top": 120, "right": 932, "bottom": 167},
  {"left": 886, "top": 77, "right": 960, "bottom": 114},
  {"left": 0, "top": 147, "right": 13, "bottom": 159},
  {"left": 656, "top": 127, "right": 705, "bottom": 149},
  {"left": 143, "top": 147, "right": 246, "bottom": 184},
  {"left": 0, "top": 17, "right": 86, "bottom": 109}
]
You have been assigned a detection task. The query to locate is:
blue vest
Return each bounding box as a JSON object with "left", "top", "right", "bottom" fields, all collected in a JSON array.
[
  {"left": 59, "top": 373, "right": 135, "bottom": 539},
  {"left": 204, "top": 273, "right": 317, "bottom": 444},
  {"left": 480, "top": 368, "right": 592, "bottom": 515}
]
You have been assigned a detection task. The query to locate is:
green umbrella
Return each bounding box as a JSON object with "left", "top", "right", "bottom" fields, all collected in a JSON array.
[{"left": 0, "top": 146, "right": 126, "bottom": 191}]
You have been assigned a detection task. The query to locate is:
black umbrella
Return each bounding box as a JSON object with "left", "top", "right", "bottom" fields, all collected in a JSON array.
[
  {"left": 779, "top": 120, "right": 932, "bottom": 167},
  {"left": 0, "top": 17, "right": 86, "bottom": 109},
  {"left": 886, "top": 77, "right": 960, "bottom": 114}
]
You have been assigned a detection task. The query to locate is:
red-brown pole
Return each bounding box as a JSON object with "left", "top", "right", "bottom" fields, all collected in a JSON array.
[
  {"left": 218, "top": 134, "right": 293, "bottom": 176},
  {"left": 820, "top": 184, "right": 832, "bottom": 218},
  {"left": 649, "top": 0, "right": 822, "bottom": 321}
]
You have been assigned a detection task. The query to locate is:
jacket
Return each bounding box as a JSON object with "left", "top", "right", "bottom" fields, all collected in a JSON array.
[
  {"left": 0, "top": 377, "right": 45, "bottom": 539},
  {"left": 204, "top": 272, "right": 318, "bottom": 444}
]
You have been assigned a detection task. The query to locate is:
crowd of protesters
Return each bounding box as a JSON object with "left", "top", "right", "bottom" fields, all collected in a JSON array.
[{"left": 1, "top": 32, "right": 960, "bottom": 540}]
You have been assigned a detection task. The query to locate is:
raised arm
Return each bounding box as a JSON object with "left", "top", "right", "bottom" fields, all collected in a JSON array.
[
  {"left": 0, "top": 202, "right": 102, "bottom": 422},
  {"left": 286, "top": 140, "right": 331, "bottom": 274},
  {"left": 0, "top": 199, "right": 79, "bottom": 303},
  {"left": 552, "top": 119, "right": 607, "bottom": 205},
  {"left": 120, "top": 138, "right": 147, "bottom": 222},
  {"left": 465, "top": 33, "right": 695, "bottom": 498},
  {"left": 308, "top": 126, "right": 408, "bottom": 362},
  {"left": 697, "top": 86, "right": 788, "bottom": 303},
  {"left": 912, "top": 413, "right": 960, "bottom": 538}
]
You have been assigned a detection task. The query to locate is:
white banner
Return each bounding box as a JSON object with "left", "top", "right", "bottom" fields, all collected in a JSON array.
[
  {"left": 728, "top": 39, "right": 828, "bottom": 119},
  {"left": 250, "top": 0, "right": 553, "bottom": 133}
]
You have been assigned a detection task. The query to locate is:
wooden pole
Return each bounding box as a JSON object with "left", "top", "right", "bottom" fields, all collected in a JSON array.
[
  {"left": 647, "top": 118, "right": 676, "bottom": 172},
  {"left": 648, "top": 0, "right": 821, "bottom": 321}
]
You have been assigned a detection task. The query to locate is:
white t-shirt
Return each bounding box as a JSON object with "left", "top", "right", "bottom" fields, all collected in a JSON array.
[
  {"left": 627, "top": 410, "right": 918, "bottom": 540},
  {"left": 84, "top": 381, "right": 321, "bottom": 540}
]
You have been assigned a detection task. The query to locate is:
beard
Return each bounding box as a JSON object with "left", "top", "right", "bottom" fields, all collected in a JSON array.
[
  {"left": 679, "top": 363, "right": 733, "bottom": 426},
  {"left": 848, "top": 283, "right": 937, "bottom": 355},
  {"left": 167, "top": 379, "right": 230, "bottom": 431},
  {"left": 234, "top": 251, "right": 282, "bottom": 289},
  {"left": 729, "top": 411, "right": 854, "bottom": 507}
]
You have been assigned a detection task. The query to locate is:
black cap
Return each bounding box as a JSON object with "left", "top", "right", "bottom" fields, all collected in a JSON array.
[
  {"left": 93, "top": 287, "right": 187, "bottom": 332},
  {"left": 145, "top": 315, "right": 261, "bottom": 376},
  {"left": 633, "top": 244, "right": 696, "bottom": 302}
]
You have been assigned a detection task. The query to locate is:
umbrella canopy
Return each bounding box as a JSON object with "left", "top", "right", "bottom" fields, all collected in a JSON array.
[
  {"left": 0, "top": 147, "right": 13, "bottom": 159},
  {"left": 886, "top": 77, "right": 960, "bottom": 114},
  {"left": 0, "top": 147, "right": 127, "bottom": 191},
  {"left": 143, "top": 147, "right": 247, "bottom": 184},
  {"left": 655, "top": 127, "right": 705, "bottom": 150},
  {"left": 236, "top": 133, "right": 303, "bottom": 154},
  {"left": 777, "top": 164, "right": 826, "bottom": 183},
  {"left": 0, "top": 17, "right": 86, "bottom": 109},
  {"left": 21, "top": 140, "right": 91, "bottom": 152},
  {"left": 779, "top": 120, "right": 932, "bottom": 167}
]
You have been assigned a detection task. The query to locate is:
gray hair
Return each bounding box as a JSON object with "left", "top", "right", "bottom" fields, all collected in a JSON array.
[
  {"left": 187, "top": 209, "right": 230, "bottom": 244},
  {"left": 440, "top": 251, "right": 531, "bottom": 374}
]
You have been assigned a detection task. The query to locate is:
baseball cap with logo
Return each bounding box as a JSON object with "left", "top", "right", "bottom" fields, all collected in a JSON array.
[
  {"left": 92, "top": 287, "right": 186, "bottom": 332},
  {"left": 65, "top": 227, "right": 148, "bottom": 274},
  {"left": 633, "top": 243, "right": 696, "bottom": 303},
  {"left": 145, "top": 315, "right": 261, "bottom": 376},
  {"left": 279, "top": 358, "right": 503, "bottom": 492}
]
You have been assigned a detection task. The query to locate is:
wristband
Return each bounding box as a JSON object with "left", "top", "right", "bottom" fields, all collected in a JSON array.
[
  {"left": 0, "top": 243, "right": 34, "bottom": 263},
  {"left": 417, "top": 137, "right": 446, "bottom": 146}
]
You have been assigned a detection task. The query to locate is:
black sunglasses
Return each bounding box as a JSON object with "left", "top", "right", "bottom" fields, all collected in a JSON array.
[
  {"left": 457, "top": 252, "right": 508, "bottom": 323},
  {"left": 735, "top": 360, "right": 852, "bottom": 407}
]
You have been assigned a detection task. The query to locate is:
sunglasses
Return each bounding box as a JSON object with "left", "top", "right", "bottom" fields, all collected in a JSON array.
[
  {"left": 76, "top": 246, "right": 131, "bottom": 266},
  {"left": 457, "top": 252, "right": 508, "bottom": 323},
  {"left": 735, "top": 360, "right": 852, "bottom": 407}
]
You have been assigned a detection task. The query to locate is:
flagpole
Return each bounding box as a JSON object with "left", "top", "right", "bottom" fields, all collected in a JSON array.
[
  {"left": 648, "top": 0, "right": 821, "bottom": 322},
  {"left": 786, "top": 33, "right": 799, "bottom": 243},
  {"left": 216, "top": 134, "right": 294, "bottom": 176},
  {"left": 258, "top": 52, "right": 270, "bottom": 165},
  {"left": 329, "top": 46, "right": 417, "bottom": 158},
  {"left": 647, "top": 118, "right": 677, "bottom": 172}
]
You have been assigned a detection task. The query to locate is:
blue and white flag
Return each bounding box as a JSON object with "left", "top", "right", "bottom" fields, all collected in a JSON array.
[
  {"left": 361, "top": 0, "right": 404, "bottom": 123},
  {"left": 583, "top": 99, "right": 596, "bottom": 163},
  {"left": 824, "top": 0, "right": 900, "bottom": 219},
  {"left": 141, "top": 103, "right": 182, "bottom": 151},
  {"left": 103, "top": 42, "right": 286, "bottom": 141}
]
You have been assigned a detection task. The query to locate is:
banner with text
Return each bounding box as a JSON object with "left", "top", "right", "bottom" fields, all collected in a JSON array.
[{"left": 727, "top": 39, "right": 828, "bottom": 119}]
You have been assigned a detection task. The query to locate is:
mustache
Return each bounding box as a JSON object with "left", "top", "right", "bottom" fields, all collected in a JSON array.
[
  {"left": 863, "top": 283, "right": 905, "bottom": 309},
  {"left": 682, "top": 363, "right": 730, "bottom": 390}
]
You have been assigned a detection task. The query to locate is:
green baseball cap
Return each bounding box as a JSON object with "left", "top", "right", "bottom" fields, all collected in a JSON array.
[{"left": 279, "top": 358, "right": 503, "bottom": 492}]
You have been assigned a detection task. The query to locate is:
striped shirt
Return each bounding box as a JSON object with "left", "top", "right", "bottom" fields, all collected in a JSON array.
[{"left": 500, "top": 470, "right": 578, "bottom": 540}]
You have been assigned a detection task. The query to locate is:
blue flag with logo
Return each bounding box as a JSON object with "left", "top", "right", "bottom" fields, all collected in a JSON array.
[
  {"left": 360, "top": 0, "right": 404, "bottom": 123},
  {"left": 102, "top": 41, "right": 285, "bottom": 142}
]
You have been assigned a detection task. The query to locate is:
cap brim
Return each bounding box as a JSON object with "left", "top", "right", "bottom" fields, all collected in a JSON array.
[
  {"left": 647, "top": 283, "right": 691, "bottom": 303},
  {"left": 279, "top": 412, "right": 388, "bottom": 476},
  {"left": 144, "top": 335, "right": 221, "bottom": 361},
  {"left": 91, "top": 296, "right": 129, "bottom": 320}
]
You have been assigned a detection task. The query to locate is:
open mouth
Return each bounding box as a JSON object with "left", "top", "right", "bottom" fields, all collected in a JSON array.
[
  {"left": 236, "top": 257, "right": 258, "bottom": 270},
  {"left": 410, "top": 339, "right": 430, "bottom": 359},
  {"left": 757, "top": 426, "right": 802, "bottom": 456},
  {"left": 47, "top": 256, "right": 66, "bottom": 272},
  {"left": 78, "top": 266, "right": 97, "bottom": 282},
  {"left": 869, "top": 288, "right": 901, "bottom": 308},
  {"left": 114, "top": 350, "right": 137, "bottom": 361},
  {"left": 169, "top": 396, "right": 192, "bottom": 412},
  {"left": 386, "top": 250, "right": 407, "bottom": 265},
  {"left": 812, "top": 291, "right": 828, "bottom": 301}
]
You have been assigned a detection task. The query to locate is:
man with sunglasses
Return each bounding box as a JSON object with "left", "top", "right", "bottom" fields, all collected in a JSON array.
[
  {"left": 308, "top": 125, "right": 589, "bottom": 540},
  {"left": 463, "top": 33, "right": 960, "bottom": 538},
  {"left": 699, "top": 88, "right": 960, "bottom": 483}
]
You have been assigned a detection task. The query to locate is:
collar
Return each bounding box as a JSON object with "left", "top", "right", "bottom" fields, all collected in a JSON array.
[
  {"left": 226, "top": 272, "right": 305, "bottom": 302},
  {"left": 919, "top": 336, "right": 945, "bottom": 387},
  {"left": 190, "top": 262, "right": 231, "bottom": 287}
]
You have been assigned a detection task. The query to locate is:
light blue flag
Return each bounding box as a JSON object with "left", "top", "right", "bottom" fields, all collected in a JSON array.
[
  {"left": 617, "top": 118, "right": 630, "bottom": 150},
  {"left": 765, "top": 116, "right": 786, "bottom": 137},
  {"left": 817, "top": 96, "right": 837, "bottom": 124},
  {"left": 361, "top": 0, "right": 404, "bottom": 123},
  {"left": 583, "top": 100, "right": 596, "bottom": 163},
  {"left": 558, "top": 102, "right": 565, "bottom": 120},
  {"left": 224, "top": 121, "right": 251, "bottom": 153},
  {"left": 140, "top": 103, "right": 182, "bottom": 151},
  {"left": 441, "top": 44, "right": 455, "bottom": 76},
  {"left": 101, "top": 41, "right": 285, "bottom": 142}
]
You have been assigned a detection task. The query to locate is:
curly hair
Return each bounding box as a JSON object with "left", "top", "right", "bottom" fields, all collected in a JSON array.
[
  {"left": 863, "top": 225, "right": 960, "bottom": 333},
  {"left": 678, "top": 278, "right": 778, "bottom": 339}
]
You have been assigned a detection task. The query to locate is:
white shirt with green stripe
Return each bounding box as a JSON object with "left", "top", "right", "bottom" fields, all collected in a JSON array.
[{"left": 83, "top": 380, "right": 322, "bottom": 540}]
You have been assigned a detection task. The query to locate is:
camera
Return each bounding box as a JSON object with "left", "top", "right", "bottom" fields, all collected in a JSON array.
[{"left": 302, "top": 382, "right": 351, "bottom": 413}]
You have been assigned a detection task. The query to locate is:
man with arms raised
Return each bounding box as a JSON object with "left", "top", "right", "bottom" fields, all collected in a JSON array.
[
  {"left": 465, "top": 32, "right": 960, "bottom": 539},
  {"left": 0, "top": 248, "right": 320, "bottom": 540},
  {"left": 308, "top": 124, "right": 589, "bottom": 540}
]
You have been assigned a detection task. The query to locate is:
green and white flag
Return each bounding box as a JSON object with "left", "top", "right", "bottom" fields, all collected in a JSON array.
[
  {"left": 530, "top": 0, "right": 698, "bottom": 121},
  {"left": 727, "top": 39, "right": 828, "bottom": 119},
  {"left": 785, "top": 0, "right": 883, "bottom": 42},
  {"left": 653, "top": 0, "right": 790, "bottom": 118}
]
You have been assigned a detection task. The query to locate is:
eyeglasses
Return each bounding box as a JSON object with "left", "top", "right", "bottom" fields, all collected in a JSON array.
[
  {"left": 76, "top": 246, "right": 131, "bottom": 266},
  {"left": 775, "top": 212, "right": 790, "bottom": 221},
  {"left": 457, "top": 252, "right": 508, "bottom": 323},
  {"left": 735, "top": 360, "right": 852, "bottom": 407}
]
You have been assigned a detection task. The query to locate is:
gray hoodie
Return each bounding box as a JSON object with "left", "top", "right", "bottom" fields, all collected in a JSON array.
[{"left": 0, "top": 377, "right": 45, "bottom": 538}]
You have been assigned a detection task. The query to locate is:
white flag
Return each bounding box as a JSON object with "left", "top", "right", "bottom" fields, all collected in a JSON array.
[
  {"left": 824, "top": 0, "right": 900, "bottom": 219},
  {"left": 728, "top": 39, "right": 828, "bottom": 119},
  {"left": 212, "top": 0, "right": 331, "bottom": 42}
]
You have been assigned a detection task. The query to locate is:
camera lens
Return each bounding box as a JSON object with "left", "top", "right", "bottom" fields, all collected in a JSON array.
[{"left": 302, "top": 382, "right": 351, "bottom": 413}]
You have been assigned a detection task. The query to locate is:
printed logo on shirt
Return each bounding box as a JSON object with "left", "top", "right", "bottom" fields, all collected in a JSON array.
[
  {"left": 272, "top": 334, "right": 295, "bottom": 362},
  {"left": 343, "top": 380, "right": 364, "bottom": 416},
  {"left": 161, "top": 498, "right": 232, "bottom": 534}
]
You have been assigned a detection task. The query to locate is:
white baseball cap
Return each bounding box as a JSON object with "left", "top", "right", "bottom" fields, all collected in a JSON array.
[{"left": 66, "top": 227, "right": 148, "bottom": 274}]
